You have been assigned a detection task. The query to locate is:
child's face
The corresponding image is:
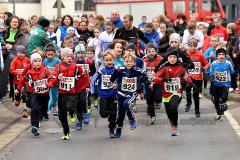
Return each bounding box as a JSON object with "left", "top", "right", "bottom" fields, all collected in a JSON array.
[
  {"left": 167, "top": 55, "right": 177, "bottom": 64},
  {"left": 146, "top": 27, "right": 153, "bottom": 34},
  {"left": 94, "top": 29, "right": 101, "bottom": 38},
  {"left": 210, "top": 38, "right": 219, "bottom": 47},
  {"left": 198, "top": 26, "right": 207, "bottom": 34},
  {"left": 217, "top": 53, "right": 225, "bottom": 62},
  {"left": 106, "top": 25, "right": 113, "bottom": 33},
  {"left": 63, "top": 41, "right": 74, "bottom": 49},
  {"left": 127, "top": 49, "right": 135, "bottom": 55},
  {"left": 114, "top": 43, "right": 123, "bottom": 58},
  {"left": 170, "top": 41, "right": 179, "bottom": 48},
  {"left": 188, "top": 44, "right": 197, "bottom": 52},
  {"left": 63, "top": 54, "right": 74, "bottom": 64},
  {"left": 46, "top": 51, "right": 55, "bottom": 59},
  {"left": 32, "top": 59, "right": 42, "bottom": 69},
  {"left": 67, "top": 29, "right": 74, "bottom": 37},
  {"left": 104, "top": 55, "right": 114, "bottom": 67},
  {"left": 124, "top": 57, "right": 135, "bottom": 69},
  {"left": 76, "top": 52, "right": 85, "bottom": 59},
  {"left": 147, "top": 48, "right": 156, "bottom": 58},
  {"left": 17, "top": 52, "right": 25, "bottom": 59},
  {"left": 86, "top": 51, "right": 94, "bottom": 60}
]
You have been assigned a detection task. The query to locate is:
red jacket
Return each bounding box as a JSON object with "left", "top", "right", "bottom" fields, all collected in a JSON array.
[
  {"left": 17, "top": 65, "right": 52, "bottom": 94},
  {"left": 210, "top": 25, "right": 228, "bottom": 41},
  {"left": 153, "top": 64, "right": 192, "bottom": 99},
  {"left": 187, "top": 50, "right": 210, "bottom": 80},
  {"left": 74, "top": 59, "right": 91, "bottom": 93},
  {"left": 10, "top": 57, "right": 30, "bottom": 85},
  {"left": 49, "top": 61, "right": 83, "bottom": 94},
  {"left": 202, "top": 35, "right": 211, "bottom": 54},
  {"left": 143, "top": 55, "right": 162, "bottom": 80}
]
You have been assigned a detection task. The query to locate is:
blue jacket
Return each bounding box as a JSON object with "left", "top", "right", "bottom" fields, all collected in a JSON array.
[
  {"left": 210, "top": 60, "right": 234, "bottom": 87},
  {"left": 204, "top": 47, "right": 217, "bottom": 73},
  {"left": 43, "top": 57, "right": 61, "bottom": 72},
  {"left": 111, "top": 17, "right": 124, "bottom": 28},
  {"left": 91, "top": 65, "right": 117, "bottom": 98},
  {"left": 144, "top": 31, "right": 160, "bottom": 48},
  {"left": 110, "top": 66, "right": 150, "bottom": 95}
]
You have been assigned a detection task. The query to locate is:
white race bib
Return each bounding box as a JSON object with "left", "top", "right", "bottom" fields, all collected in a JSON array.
[
  {"left": 16, "top": 69, "right": 24, "bottom": 80},
  {"left": 188, "top": 62, "right": 201, "bottom": 74},
  {"left": 59, "top": 77, "right": 75, "bottom": 91},
  {"left": 101, "top": 75, "right": 112, "bottom": 89},
  {"left": 164, "top": 78, "right": 181, "bottom": 93},
  {"left": 34, "top": 79, "right": 49, "bottom": 93},
  {"left": 215, "top": 71, "right": 228, "bottom": 82},
  {"left": 121, "top": 77, "right": 137, "bottom": 92},
  {"left": 77, "top": 64, "right": 89, "bottom": 74}
]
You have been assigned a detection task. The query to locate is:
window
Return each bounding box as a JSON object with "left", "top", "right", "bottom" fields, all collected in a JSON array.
[
  {"left": 189, "top": 0, "right": 198, "bottom": 13},
  {"left": 231, "top": 4, "right": 237, "bottom": 20},
  {"left": 75, "top": 0, "right": 82, "bottom": 11},
  {"left": 222, "top": 5, "right": 228, "bottom": 19},
  {"left": 84, "top": 0, "right": 95, "bottom": 11},
  {"left": 173, "top": 1, "right": 185, "bottom": 14},
  {"left": 202, "top": 0, "right": 211, "bottom": 11}
]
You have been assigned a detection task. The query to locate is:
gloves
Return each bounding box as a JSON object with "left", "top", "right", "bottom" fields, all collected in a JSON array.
[{"left": 163, "top": 77, "right": 171, "bottom": 82}]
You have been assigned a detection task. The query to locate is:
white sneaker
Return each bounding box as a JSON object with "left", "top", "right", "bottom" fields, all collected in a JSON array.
[{"left": 229, "top": 88, "right": 234, "bottom": 92}]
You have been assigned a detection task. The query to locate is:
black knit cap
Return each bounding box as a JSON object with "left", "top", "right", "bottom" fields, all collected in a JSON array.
[
  {"left": 216, "top": 48, "right": 227, "bottom": 56},
  {"left": 146, "top": 42, "right": 157, "bottom": 51},
  {"left": 126, "top": 43, "right": 136, "bottom": 50},
  {"left": 38, "top": 16, "right": 50, "bottom": 28},
  {"left": 166, "top": 47, "right": 179, "bottom": 58}
]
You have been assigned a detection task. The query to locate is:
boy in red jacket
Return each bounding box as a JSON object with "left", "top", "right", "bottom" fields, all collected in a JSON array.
[
  {"left": 49, "top": 48, "right": 83, "bottom": 140},
  {"left": 185, "top": 38, "right": 210, "bottom": 117},
  {"left": 152, "top": 48, "right": 192, "bottom": 136},
  {"left": 16, "top": 53, "right": 52, "bottom": 136},
  {"left": 10, "top": 45, "right": 30, "bottom": 106}
]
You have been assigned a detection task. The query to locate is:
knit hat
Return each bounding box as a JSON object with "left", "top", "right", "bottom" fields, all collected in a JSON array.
[
  {"left": 16, "top": 45, "right": 27, "bottom": 54},
  {"left": 60, "top": 48, "right": 73, "bottom": 59},
  {"left": 146, "top": 42, "right": 157, "bottom": 51},
  {"left": 216, "top": 48, "right": 227, "bottom": 56},
  {"left": 126, "top": 43, "right": 136, "bottom": 50},
  {"left": 30, "top": 53, "right": 42, "bottom": 64},
  {"left": 166, "top": 47, "right": 179, "bottom": 58},
  {"left": 188, "top": 38, "right": 198, "bottom": 47},
  {"left": 38, "top": 17, "right": 50, "bottom": 28},
  {"left": 169, "top": 33, "right": 181, "bottom": 44},
  {"left": 74, "top": 44, "right": 86, "bottom": 54},
  {"left": 67, "top": 27, "right": 75, "bottom": 33}
]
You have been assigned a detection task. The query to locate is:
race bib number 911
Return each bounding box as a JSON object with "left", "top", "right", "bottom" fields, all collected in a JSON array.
[
  {"left": 101, "top": 75, "right": 112, "bottom": 89},
  {"left": 164, "top": 78, "right": 180, "bottom": 93},
  {"left": 34, "top": 79, "right": 49, "bottom": 93},
  {"left": 59, "top": 77, "right": 75, "bottom": 91},
  {"left": 215, "top": 71, "right": 228, "bottom": 82},
  {"left": 121, "top": 77, "right": 137, "bottom": 92}
]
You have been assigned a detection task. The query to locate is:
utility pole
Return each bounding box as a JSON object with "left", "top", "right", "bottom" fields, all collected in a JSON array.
[
  {"left": 13, "top": 0, "right": 16, "bottom": 15},
  {"left": 57, "top": 0, "right": 61, "bottom": 18}
]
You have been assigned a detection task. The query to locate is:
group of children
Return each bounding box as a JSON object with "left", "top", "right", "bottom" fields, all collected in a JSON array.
[{"left": 9, "top": 31, "right": 235, "bottom": 140}]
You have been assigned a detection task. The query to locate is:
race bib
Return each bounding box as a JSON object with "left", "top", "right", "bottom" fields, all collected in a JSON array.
[
  {"left": 101, "top": 75, "right": 112, "bottom": 89},
  {"left": 34, "top": 79, "right": 49, "bottom": 93},
  {"left": 146, "top": 70, "right": 155, "bottom": 80},
  {"left": 59, "top": 77, "right": 75, "bottom": 91},
  {"left": 164, "top": 78, "right": 181, "bottom": 93},
  {"left": 188, "top": 62, "right": 201, "bottom": 74},
  {"left": 215, "top": 71, "right": 228, "bottom": 82},
  {"left": 77, "top": 64, "right": 89, "bottom": 74},
  {"left": 16, "top": 69, "right": 24, "bottom": 80},
  {"left": 121, "top": 77, "right": 137, "bottom": 92}
]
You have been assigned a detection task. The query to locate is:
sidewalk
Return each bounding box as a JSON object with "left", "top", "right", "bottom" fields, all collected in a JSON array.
[{"left": 0, "top": 98, "right": 30, "bottom": 151}]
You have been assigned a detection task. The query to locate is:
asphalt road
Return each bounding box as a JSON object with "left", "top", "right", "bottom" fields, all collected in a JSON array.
[{"left": 1, "top": 97, "right": 240, "bottom": 160}]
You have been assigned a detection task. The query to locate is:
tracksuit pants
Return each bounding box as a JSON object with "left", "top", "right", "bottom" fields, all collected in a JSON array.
[
  {"left": 75, "top": 90, "right": 87, "bottom": 122},
  {"left": 48, "top": 86, "right": 58, "bottom": 110}
]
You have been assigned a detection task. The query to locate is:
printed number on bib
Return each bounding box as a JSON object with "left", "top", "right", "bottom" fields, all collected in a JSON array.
[
  {"left": 215, "top": 71, "right": 228, "bottom": 82},
  {"left": 121, "top": 77, "right": 137, "bottom": 92},
  {"left": 188, "top": 62, "right": 201, "bottom": 74},
  {"left": 101, "top": 75, "right": 112, "bottom": 89},
  {"left": 77, "top": 64, "right": 89, "bottom": 74},
  {"left": 164, "top": 78, "right": 180, "bottom": 93},
  {"left": 59, "top": 77, "right": 75, "bottom": 91},
  {"left": 34, "top": 79, "right": 49, "bottom": 93},
  {"left": 16, "top": 69, "right": 24, "bottom": 80}
]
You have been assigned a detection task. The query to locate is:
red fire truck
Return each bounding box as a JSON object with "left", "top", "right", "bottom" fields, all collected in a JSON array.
[{"left": 95, "top": 0, "right": 225, "bottom": 24}]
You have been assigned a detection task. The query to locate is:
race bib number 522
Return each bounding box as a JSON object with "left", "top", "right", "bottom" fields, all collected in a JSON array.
[
  {"left": 59, "top": 77, "right": 75, "bottom": 91},
  {"left": 121, "top": 77, "right": 137, "bottom": 92}
]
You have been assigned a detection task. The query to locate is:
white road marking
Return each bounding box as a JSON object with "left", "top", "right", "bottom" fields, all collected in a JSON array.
[{"left": 225, "top": 110, "right": 240, "bottom": 137}]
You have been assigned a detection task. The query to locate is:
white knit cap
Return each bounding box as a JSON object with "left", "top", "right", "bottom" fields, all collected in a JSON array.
[
  {"left": 30, "top": 53, "right": 42, "bottom": 64},
  {"left": 60, "top": 48, "right": 73, "bottom": 59},
  {"left": 169, "top": 33, "right": 181, "bottom": 44}
]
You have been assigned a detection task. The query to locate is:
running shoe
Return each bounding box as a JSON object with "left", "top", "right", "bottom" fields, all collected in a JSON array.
[
  {"left": 109, "top": 129, "right": 116, "bottom": 138},
  {"left": 83, "top": 113, "right": 90, "bottom": 125},
  {"left": 70, "top": 114, "right": 76, "bottom": 123},
  {"left": 150, "top": 117, "right": 156, "bottom": 125},
  {"left": 171, "top": 127, "right": 179, "bottom": 136},
  {"left": 115, "top": 128, "right": 122, "bottom": 138},
  {"left": 195, "top": 112, "right": 200, "bottom": 117},
  {"left": 130, "top": 122, "right": 137, "bottom": 130},
  {"left": 214, "top": 115, "right": 222, "bottom": 121},
  {"left": 62, "top": 133, "right": 70, "bottom": 140},
  {"left": 199, "top": 93, "right": 203, "bottom": 98},
  {"left": 76, "top": 122, "right": 82, "bottom": 130},
  {"left": 185, "top": 104, "right": 191, "bottom": 112},
  {"left": 22, "top": 110, "right": 29, "bottom": 119},
  {"left": 235, "top": 88, "right": 240, "bottom": 94},
  {"left": 31, "top": 126, "right": 40, "bottom": 136}
]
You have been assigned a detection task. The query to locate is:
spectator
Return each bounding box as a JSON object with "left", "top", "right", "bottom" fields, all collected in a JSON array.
[
  {"left": 144, "top": 23, "right": 160, "bottom": 48},
  {"left": 81, "top": 14, "right": 88, "bottom": 23},
  {"left": 95, "top": 15, "right": 105, "bottom": 31},
  {"left": 67, "top": 27, "right": 79, "bottom": 46},
  {"left": 99, "top": 20, "right": 115, "bottom": 52},
  {"left": 138, "top": 16, "right": 147, "bottom": 28},
  {"left": 174, "top": 14, "right": 187, "bottom": 36},
  {"left": 152, "top": 17, "right": 161, "bottom": 36},
  {"left": 198, "top": 23, "right": 211, "bottom": 53},
  {"left": 77, "top": 21, "right": 90, "bottom": 44},
  {"left": 73, "top": 17, "right": 81, "bottom": 29},
  {"left": 210, "top": 16, "right": 228, "bottom": 42},
  {"left": 159, "top": 23, "right": 174, "bottom": 56},
  {"left": 30, "top": 15, "right": 38, "bottom": 29},
  {"left": 87, "top": 22, "right": 95, "bottom": 38},
  {"left": 47, "top": 24, "right": 58, "bottom": 46},
  {"left": 110, "top": 10, "right": 124, "bottom": 29}
]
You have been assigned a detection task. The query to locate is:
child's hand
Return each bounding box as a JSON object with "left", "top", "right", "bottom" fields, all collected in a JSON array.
[
  {"left": 112, "top": 83, "right": 117, "bottom": 89},
  {"left": 210, "top": 52, "right": 214, "bottom": 58},
  {"left": 149, "top": 84, "right": 153, "bottom": 90},
  {"left": 86, "top": 88, "right": 90, "bottom": 93},
  {"left": 58, "top": 73, "right": 63, "bottom": 80}
]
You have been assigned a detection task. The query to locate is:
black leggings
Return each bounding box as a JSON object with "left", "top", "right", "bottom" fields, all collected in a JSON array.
[
  {"left": 164, "top": 96, "right": 180, "bottom": 127},
  {"left": 212, "top": 85, "right": 229, "bottom": 115},
  {"left": 75, "top": 90, "right": 87, "bottom": 122}
]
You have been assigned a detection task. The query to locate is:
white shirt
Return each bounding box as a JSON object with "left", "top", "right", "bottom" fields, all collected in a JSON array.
[{"left": 182, "top": 29, "right": 204, "bottom": 50}]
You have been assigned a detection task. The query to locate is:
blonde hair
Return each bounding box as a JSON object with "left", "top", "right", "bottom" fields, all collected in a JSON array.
[
  {"left": 103, "top": 50, "right": 115, "bottom": 59},
  {"left": 123, "top": 52, "right": 136, "bottom": 61},
  {"left": 210, "top": 35, "right": 219, "bottom": 41},
  {"left": 227, "top": 23, "right": 236, "bottom": 32}
]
